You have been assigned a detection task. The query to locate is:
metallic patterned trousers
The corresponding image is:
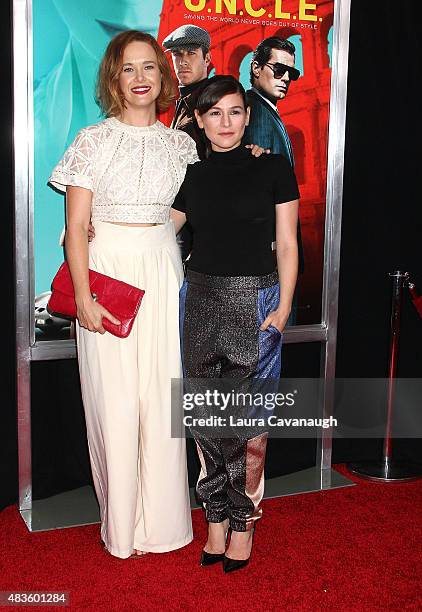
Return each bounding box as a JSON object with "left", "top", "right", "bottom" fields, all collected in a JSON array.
[{"left": 180, "top": 270, "right": 283, "bottom": 531}]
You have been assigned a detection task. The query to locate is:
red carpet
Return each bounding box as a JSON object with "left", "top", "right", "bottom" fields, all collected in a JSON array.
[{"left": 1, "top": 465, "right": 421, "bottom": 612}]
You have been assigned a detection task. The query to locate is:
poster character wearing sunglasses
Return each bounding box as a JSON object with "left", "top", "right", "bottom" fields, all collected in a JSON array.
[
  {"left": 245, "top": 37, "right": 304, "bottom": 325},
  {"left": 246, "top": 37, "right": 299, "bottom": 164},
  {"left": 264, "top": 62, "right": 300, "bottom": 82}
]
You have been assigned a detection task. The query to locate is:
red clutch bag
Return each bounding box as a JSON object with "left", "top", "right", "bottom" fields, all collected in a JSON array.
[{"left": 47, "top": 262, "right": 145, "bottom": 338}]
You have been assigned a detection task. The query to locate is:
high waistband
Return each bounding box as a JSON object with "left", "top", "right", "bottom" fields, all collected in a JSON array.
[
  {"left": 186, "top": 270, "right": 278, "bottom": 290},
  {"left": 91, "top": 220, "right": 177, "bottom": 250}
]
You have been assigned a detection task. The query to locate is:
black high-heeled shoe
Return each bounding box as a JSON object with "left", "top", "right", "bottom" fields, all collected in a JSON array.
[
  {"left": 223, "top": 528, "right": 254, "bottom": 574},
  {"left": 223, "top": 555, "right": 250, "bottom": 573},
  {"left": 200, "top": 522, "right": 230, "bottom": 567},
  {"left": 200, "top": 550, "right": 225, "bottom": 566}
]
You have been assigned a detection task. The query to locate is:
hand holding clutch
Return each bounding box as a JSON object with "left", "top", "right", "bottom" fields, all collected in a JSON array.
[
  {"left": 75, "top": 294, "right": 120, "bottom": 335},
  {"left": 48, "top": 262, "right": 145, "bottom": 338}
]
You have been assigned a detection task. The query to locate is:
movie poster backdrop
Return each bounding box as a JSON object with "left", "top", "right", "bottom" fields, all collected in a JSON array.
[{"left": 33, "top": 0, "right": 334, "bottom": 341}]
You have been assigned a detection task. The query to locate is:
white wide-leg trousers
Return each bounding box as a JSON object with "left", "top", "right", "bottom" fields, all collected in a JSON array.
[{"left": 76, "top": 221, "right": 192, "bottom": 558}]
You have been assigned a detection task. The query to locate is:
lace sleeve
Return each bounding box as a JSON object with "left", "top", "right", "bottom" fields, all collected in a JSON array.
[
  {"left": 48, "top": 126, "right": 99, "bottom": 192},
  {"left": 177, "top": 132, "right": 200, "bottom": 167},
  {"left": 187, "top": 134, "right": 200, "bottom": 164}
]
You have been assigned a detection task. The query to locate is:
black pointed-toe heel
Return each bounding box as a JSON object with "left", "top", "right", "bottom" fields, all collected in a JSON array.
[
  {"left": 223, "top": 555, "right": 250, "bottom": 573},
  {"left": 223, "top": 527, "right": 254, "bottom": 573},
  {"left": 200, "top": 550, "right": 226, "bottom": 566},
  {"left": 200, "top": 522, "right": 230, "bottom": 567}
]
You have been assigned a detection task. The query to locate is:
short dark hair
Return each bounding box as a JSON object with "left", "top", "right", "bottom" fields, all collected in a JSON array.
[
  {"left": 195, "top": 75, "right": 247, "bottom": 116},
  {"left": 250, "top": 37, "right": 296, "bottom": 86}
]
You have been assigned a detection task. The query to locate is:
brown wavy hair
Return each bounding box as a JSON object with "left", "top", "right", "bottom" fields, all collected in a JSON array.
[{"left": 96, "top": 31, "right": 176, "bottom": 117}]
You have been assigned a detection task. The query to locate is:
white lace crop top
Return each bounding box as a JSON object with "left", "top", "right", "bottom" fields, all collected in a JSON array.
[{"left": 49, "top": 117, "right": 199, "bottom": 224}]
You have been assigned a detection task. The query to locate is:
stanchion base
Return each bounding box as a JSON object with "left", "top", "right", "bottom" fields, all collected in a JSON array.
[{"left": 347, "top": 460, "right": 422, "bottom": 482}]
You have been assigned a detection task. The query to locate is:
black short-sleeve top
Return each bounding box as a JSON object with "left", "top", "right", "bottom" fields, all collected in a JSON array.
[{"left": 172, "top": 144, "right": 300, "bottom": 276}]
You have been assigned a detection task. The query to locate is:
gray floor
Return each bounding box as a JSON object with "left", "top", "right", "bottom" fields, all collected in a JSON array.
[{"left": 20, "top": 466, "right": 354, "bottom": 532}]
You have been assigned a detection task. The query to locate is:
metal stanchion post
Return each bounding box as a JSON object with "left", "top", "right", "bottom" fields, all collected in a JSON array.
[{"left": 347, "top": 271, "right": 422, "bottom": 482}]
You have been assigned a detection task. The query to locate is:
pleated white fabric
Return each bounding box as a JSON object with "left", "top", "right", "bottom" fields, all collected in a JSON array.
[{"left": 76, "top": 220, "right": 192, "bottom": 558}]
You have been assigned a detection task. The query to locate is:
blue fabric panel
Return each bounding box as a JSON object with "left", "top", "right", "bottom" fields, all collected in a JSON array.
[{"left": 256, "top": 283, "right": 283, "bottom": 379}]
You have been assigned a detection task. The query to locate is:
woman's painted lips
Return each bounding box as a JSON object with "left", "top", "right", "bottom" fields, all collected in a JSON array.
[{"left": 131, "top": 86, "right": 151, "bottom": 95}]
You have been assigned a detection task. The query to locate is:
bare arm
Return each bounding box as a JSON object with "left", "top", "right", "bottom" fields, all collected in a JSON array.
[
  {"left": 66, "top": 186, "right": 119, "bottom": 333},
  {"left": 170, "top": 208, "right": 187, "bottom": 234},
  {"left": 260, "top": 199, "right": 299, "bottom": 333},
  {"left": 65, "top": 186, "right": 91, "bottom": 299}
]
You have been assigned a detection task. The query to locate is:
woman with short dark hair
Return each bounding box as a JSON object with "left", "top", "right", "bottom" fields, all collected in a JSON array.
[
  {"left": 171, "top": 75, "right": 300, "bottom": 572},
  {"left": 49, "top": 30, "right": 198, "bottom": 559}
]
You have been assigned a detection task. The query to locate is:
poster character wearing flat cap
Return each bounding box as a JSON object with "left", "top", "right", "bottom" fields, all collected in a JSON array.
[
  {"left": 162, "top": 25, "right": 211, "bottom": 262},
  {"left": 163, "top": 25, "right": 211, "bottom": 160}
]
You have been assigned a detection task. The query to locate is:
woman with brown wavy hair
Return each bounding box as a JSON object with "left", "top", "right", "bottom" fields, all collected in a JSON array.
[{"left": 49, "top": 31, "right": 197, "bottom": 558}]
